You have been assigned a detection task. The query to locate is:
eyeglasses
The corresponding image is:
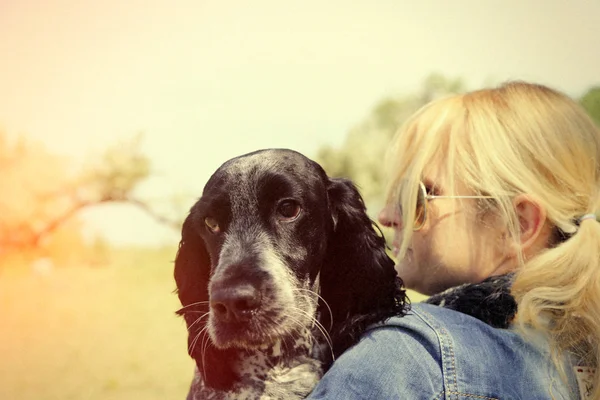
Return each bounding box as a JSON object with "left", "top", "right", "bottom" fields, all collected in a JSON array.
[{"left": 413, "top": 181, "right": 494, "bottom": 231}]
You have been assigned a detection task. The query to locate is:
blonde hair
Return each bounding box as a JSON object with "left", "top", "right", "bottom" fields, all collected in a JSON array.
[{"left": 385, "top": 81, "right": 600, "bottom": 398}]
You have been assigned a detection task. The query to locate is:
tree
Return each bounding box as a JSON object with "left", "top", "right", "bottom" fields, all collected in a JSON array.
[
  {"left": 580, "top": 87, "right": 600, "bottom": 127},
  {"left": 315, "top": 73, "right": 465, "bottom": 215},
  {"left": 0, "top": 132, "right": 180, "bottom": 268}
]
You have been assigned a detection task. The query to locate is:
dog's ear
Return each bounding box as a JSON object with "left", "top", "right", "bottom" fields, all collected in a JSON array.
[
  {"left": 174, "top": 213, "right": 209, "bottom": 309},
  {"left": 321, "top": 178, "right": 408, "bottom": 359},
  {"left": 174, "top": 211, "right": 238, "bottom": 391}
]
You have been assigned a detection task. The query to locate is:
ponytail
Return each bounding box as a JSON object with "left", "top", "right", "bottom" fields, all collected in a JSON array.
[{"left": 512, "top": 215, "right": 600, "bottom": 399}]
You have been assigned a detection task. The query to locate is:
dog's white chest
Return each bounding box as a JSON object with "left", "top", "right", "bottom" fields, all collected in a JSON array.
[{"left": 189, "top": 356, "right": 322, "bottom": 400}]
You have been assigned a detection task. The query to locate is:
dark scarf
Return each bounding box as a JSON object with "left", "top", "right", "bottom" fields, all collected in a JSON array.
[{"left": 425, "top": 273, "right": 517, "bottom": 329}]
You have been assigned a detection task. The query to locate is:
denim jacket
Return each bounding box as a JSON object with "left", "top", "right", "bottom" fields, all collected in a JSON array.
[{"left": 307, "top": 303, "right": 579, "bottom": 400}]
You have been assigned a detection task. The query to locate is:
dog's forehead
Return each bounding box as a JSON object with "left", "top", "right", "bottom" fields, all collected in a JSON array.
[
  {"left": 229, "top": 150, "right": 310, "bottom": 173},
  {"left": 220, "top": 150, "right": 319, "bottom": 182},
  {"left": 200, "top": 150, "right": 325, "bottom": 212}
]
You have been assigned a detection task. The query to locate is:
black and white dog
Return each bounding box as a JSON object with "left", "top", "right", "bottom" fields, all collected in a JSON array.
[
  {"left": 174, "top": 148, "right": 517, "bottom": 399},
  {"left": 174, "top": 149, "right": 407, "bottom": 399}
]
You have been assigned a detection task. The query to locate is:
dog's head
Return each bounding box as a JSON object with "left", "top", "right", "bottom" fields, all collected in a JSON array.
[{"left": 174, "top": 149, "right": 406, "bottom": 390}]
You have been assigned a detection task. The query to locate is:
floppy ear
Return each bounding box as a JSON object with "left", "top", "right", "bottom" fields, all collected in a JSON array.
[
  {"left": 174, "top": 213, "right": 209, "bottom": 310},
  {"left": 321, "top": 178, "right": 408, "bottom": 359},
  {"left": 174, "top": 211, "right": 237, "bottom": 390}
]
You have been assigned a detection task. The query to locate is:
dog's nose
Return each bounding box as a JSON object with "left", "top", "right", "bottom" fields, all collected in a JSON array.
[{"left": 210, "top": 284, "right": 261, "bottom": 322}]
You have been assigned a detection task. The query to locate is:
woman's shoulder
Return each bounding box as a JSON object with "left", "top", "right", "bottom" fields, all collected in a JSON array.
[
  {"left": 386, "top": 301, "right": 520, "bottom": 338},
  {"left": 307, "top": 303, "right": 576, "bottom": 400},
  {"left": 375, "top": 302, "right": 523, "bottom": 352},
  {"left": 307, "top": 304, "right": 446, "bottom": 399}
]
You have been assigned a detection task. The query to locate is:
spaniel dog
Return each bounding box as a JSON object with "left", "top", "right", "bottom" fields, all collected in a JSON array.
[
  {"left": 174, "top": 148, "right": 407, "bottom": 399},
  {"left": 173, "top": 148, "right": 518, "bottom": 399}
]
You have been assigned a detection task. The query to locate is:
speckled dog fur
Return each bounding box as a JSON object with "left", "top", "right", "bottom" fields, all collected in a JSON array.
[
  {"left": 175, "top": 149, "right": 407, "bottom": 399},
  {"left": 174, "top": 149, "right": 517, "bottom": 400}
]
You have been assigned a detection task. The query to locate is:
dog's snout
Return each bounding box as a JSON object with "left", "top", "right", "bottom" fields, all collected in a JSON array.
[{"left": 210, "top": 284, "right": 261, "bottom": 322}]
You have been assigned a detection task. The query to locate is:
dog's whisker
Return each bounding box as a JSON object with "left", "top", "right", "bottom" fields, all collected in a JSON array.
[
  {"left": 273, "top": 304, "right": 335, "bottom": 363},
  {"left": 289, "top": 291, "right": 320, "bottom": 314},
  {"left": 281, "top": 335, "right": 291, "bottom": 356},
  {"left": 292, "top": 292, "right": 335, "bottom": 338},
  {"left": 200, "top": 326, "right": 212, "bottom": 384},
  {"left": 270, "top": 293, "right": 323, "bottom": 336},
  {"left": 292, "top": 288, "right": 334, "bottom": 331},
  {"left": 180, "top": 310, "right": 210, "bottom": 314},
  {"left": 188, "top": 326, "right": 204, "bottom": 355},
  {"left": 288, "top": 307, "right": 335, "bottom": 362},
  {"left": 290, "top": 289, "right": 318, "bottom": 306},
  {"left": 285, "top": 313, "right": 335, "bottom": 364},
  {"left": 188, "top": 332, "right": 200, "bottom": 355},
  {"left": 278, "top": 313, "right": 312, "bottom": 342},
  {"left": 258, "top": 311, "right": 309, "bottom": 349},
  {"left": 177, "top": 301, "right": 210, "bottom": 311},
  {"left": 187, "top": 311, "right": 211, "bottom": 332}
]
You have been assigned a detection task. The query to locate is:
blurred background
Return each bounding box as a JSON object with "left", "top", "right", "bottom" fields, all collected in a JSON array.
[{"left": 1, "top": 1, "right": 599, "bottom": 399}]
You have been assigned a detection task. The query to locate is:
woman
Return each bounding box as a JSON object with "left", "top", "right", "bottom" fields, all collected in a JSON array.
[{"left": 307, "top": 81, "right": 599, "bottom": 399}]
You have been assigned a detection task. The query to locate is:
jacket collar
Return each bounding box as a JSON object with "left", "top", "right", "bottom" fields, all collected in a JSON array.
[{"left": 425, "top": 273, "right": 517, "bottom": 328}]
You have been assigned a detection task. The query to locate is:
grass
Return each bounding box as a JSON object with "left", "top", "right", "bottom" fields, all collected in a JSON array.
[
  {"left": 0, "top": 247, "right": 194, "bottom": 400},
  {"left": 0, "top": 247, "right": 427, "bottom": 400}
]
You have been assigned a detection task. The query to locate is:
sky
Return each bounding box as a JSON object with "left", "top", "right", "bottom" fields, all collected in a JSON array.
[{"left": 1, "top": 0, "right": 599, "bottom": 246}]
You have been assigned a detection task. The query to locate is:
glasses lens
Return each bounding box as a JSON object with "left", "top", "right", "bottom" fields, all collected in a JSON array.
[{"left": 414, "top": 183, "right": 426, "bottom": 230}]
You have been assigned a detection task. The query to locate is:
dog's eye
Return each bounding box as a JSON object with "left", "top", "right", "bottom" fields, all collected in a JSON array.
[
  {"left": 276, "top": 200, "right": 301, "bottom": 221},
  {"left": 204, "top": 217, "right": 220, "bottom": 233}
]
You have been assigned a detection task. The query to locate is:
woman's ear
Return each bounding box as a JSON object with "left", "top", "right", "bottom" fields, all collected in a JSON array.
[{"left": 506, "top": 195, "right": 552, "bottom": 259}]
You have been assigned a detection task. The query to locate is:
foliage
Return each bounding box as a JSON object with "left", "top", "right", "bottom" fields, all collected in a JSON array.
[
  {"left": 79, "top": 134, "right": 151, "bottom": 204},
  {"left": 0, "top": 132, "right": 177, "bottom": 268},
  {"left": 315, "top": 73, "right": 465, "bottom": 214},
  {"left": 580, "top": 86, "right": 600, "bottom": 127}
]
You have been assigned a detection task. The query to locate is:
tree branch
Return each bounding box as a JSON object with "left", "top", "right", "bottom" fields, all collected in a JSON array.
[{"left": 123, "top": 197, "right": 182, "bottom": 231}]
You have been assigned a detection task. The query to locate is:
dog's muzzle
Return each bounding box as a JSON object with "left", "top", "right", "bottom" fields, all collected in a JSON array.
[{"left": 209, "top": 281, "right": 262, "bottom": 323}]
